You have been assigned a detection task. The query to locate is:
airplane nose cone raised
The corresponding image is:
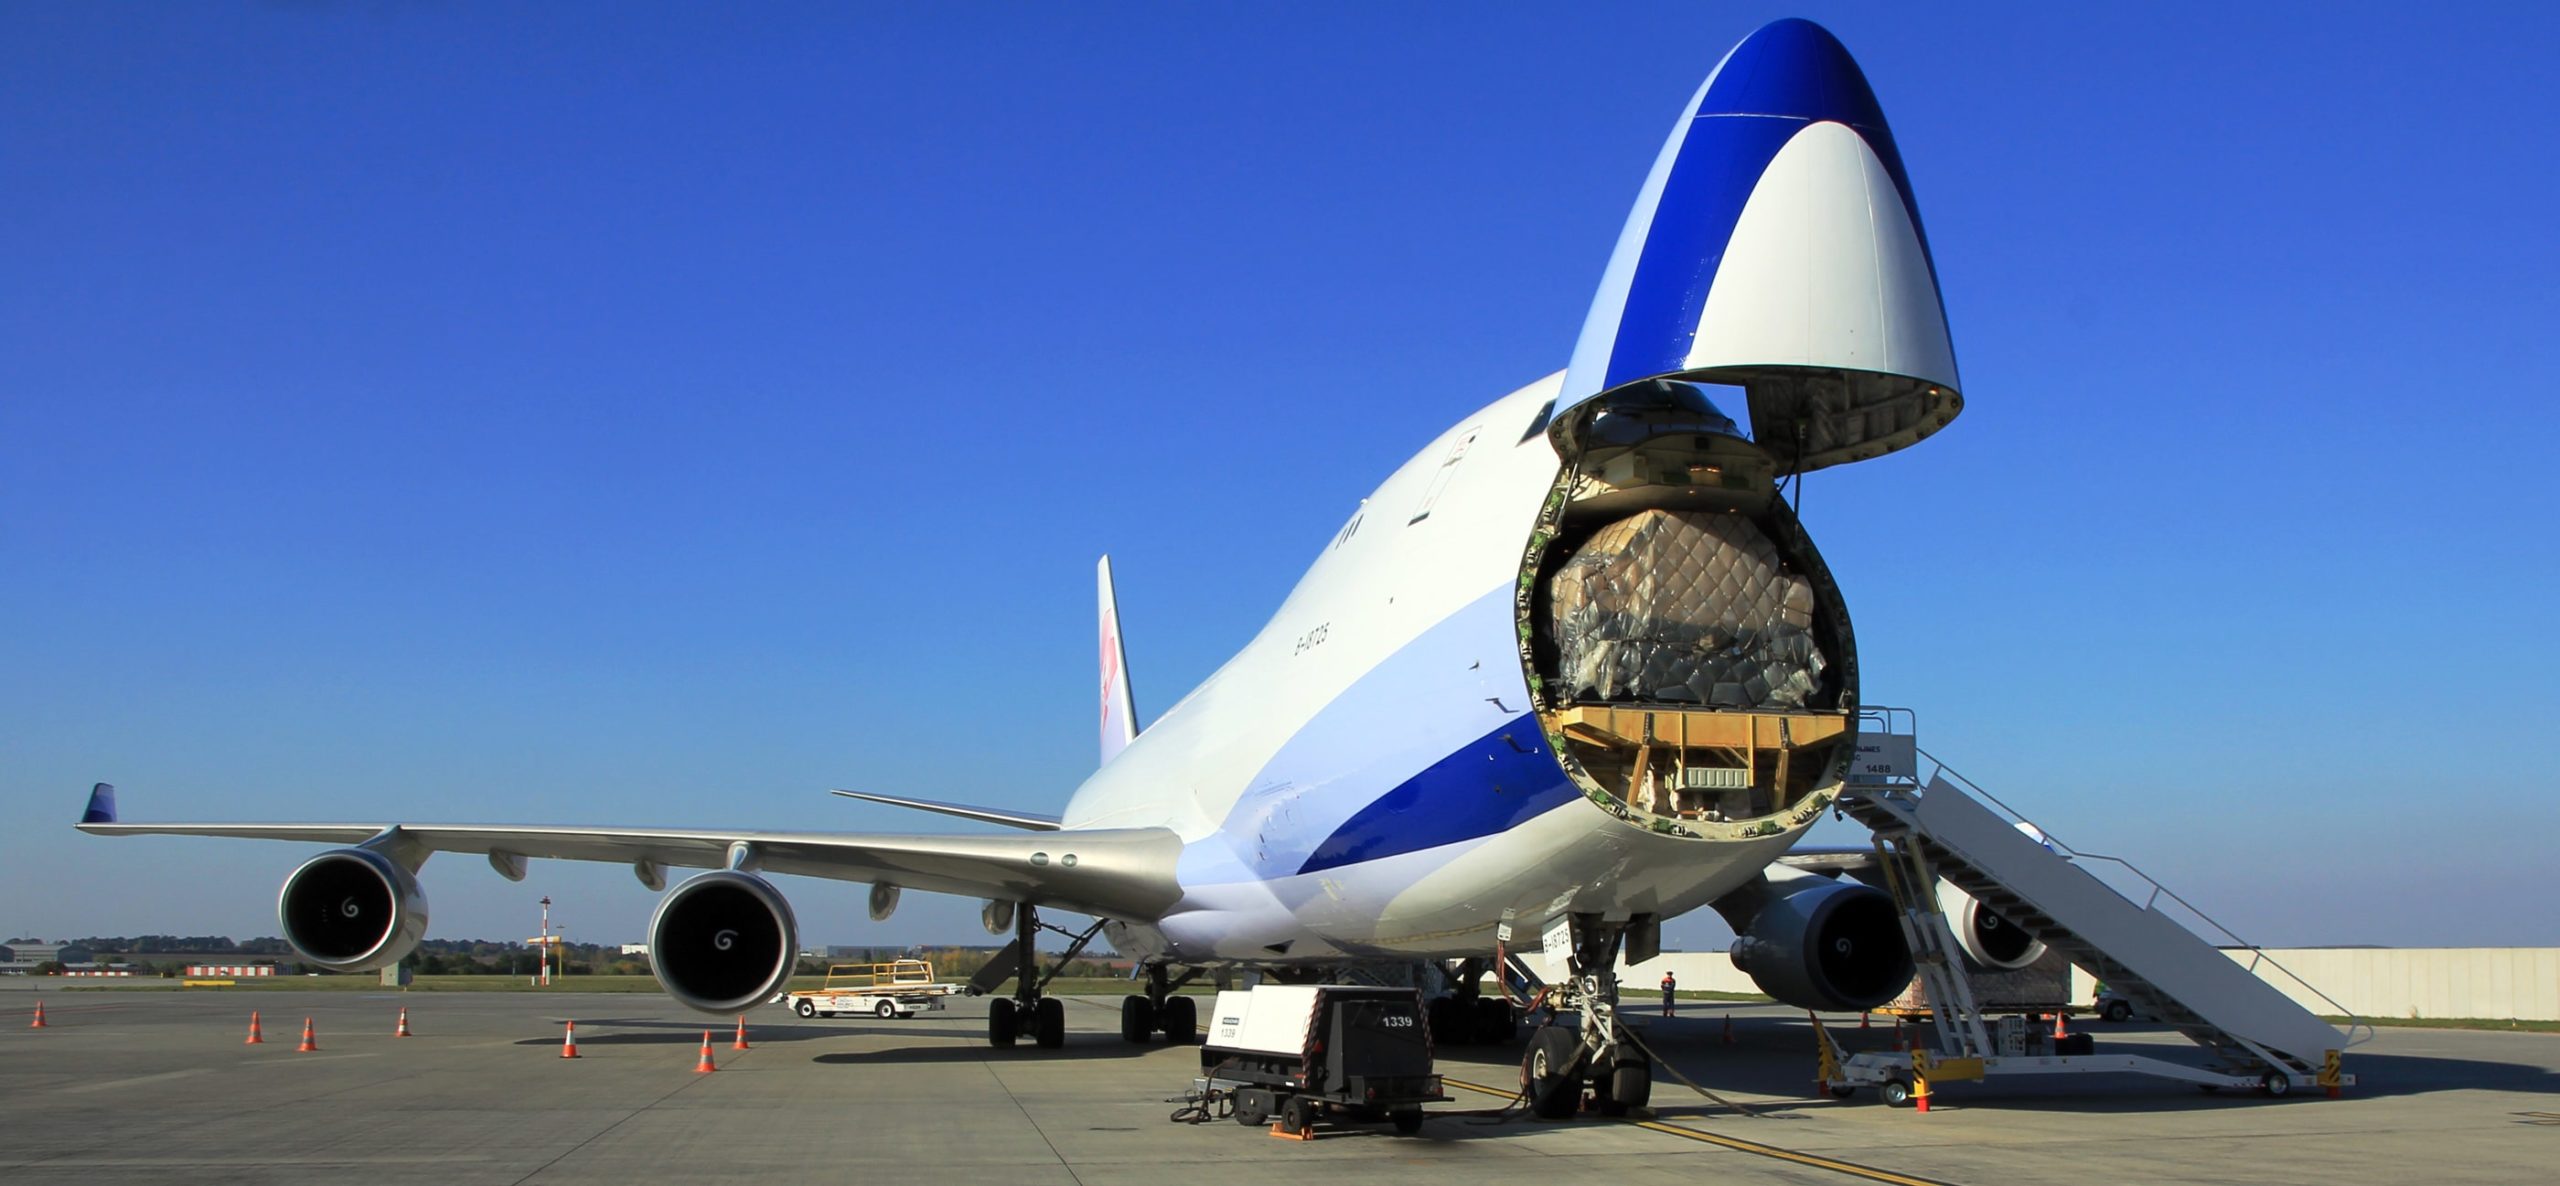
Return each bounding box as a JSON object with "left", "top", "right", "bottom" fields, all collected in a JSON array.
[
  {"left": 1695, "top": 18, "right": 1890, "bottom": 134},
  {"left": 1558, "top": 19, "right": 1962, "bottom": 472}
]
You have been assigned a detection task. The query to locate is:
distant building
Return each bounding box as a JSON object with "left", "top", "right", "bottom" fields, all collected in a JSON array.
[
  {"left": 619, "top": 944, "right": 650, "bottom": 956},
  {"left": 0, "top": 943, "right": 93, "bottom": 966}
]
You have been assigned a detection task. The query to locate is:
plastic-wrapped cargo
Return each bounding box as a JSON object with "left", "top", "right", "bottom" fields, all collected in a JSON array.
[{"left": 1548, "top": 509, "right": 1824, "bottom": 709}]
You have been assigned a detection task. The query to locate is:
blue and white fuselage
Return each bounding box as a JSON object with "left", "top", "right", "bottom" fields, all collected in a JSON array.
[{"left": 1070, "top": 17, "right": 1964, "bottom": 967}]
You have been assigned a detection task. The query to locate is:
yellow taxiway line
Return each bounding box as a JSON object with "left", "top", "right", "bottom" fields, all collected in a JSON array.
[{"left": 1441, "top": 1076, "right": 1957, "bottom": 1186}]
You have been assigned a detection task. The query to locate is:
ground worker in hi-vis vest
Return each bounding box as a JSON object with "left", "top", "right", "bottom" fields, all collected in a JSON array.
[{"left": 1661, "top": 971, "right": 1677, "bottom": 1017}]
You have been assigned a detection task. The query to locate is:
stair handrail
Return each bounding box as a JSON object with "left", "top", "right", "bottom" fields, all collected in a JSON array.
[{"left": 1912, "top": 747, "right": 2375, "bottom": 1050}]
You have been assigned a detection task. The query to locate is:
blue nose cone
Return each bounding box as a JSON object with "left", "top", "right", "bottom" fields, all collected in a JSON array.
[
  {"left": 1703, "top": 18, "right": 1888, "bottom": 131},
  {"left": 1693, "top": 19, "right": 1920, "bottom": 227},
  {"left": 1557, "top": 18, "right": 1961, "bottom": 474}
]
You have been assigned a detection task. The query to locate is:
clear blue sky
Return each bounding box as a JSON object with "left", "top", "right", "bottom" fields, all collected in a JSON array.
[{"left": 5, "top": 4, "right": 2554, "bottom": 953}]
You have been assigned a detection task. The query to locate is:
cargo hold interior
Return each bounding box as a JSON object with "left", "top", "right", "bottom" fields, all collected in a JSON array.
[{"left": 1517, "top": 383, "right": 1859, "bottom": 834}]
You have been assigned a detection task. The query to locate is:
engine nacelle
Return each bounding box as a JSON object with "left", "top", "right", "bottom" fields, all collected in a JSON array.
[
  {"left": 1728, "top": 878, "right": 1913, "bottom": 1011},
  {"left": 276, "top": 848, "right": 429, "bottom": 973},
  {"left": 1938, "top": 880, "right": 2046, "bottom": 970},
  {"left": 647, "top": 871, "right": 799, "bottom": 1015}
]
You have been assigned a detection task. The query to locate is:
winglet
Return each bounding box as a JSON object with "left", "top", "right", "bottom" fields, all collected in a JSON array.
[
  {"left": 81, "top": 783, "right": 118, "bottom": 825},
  {"left": 1098, "top": 556, "right": 1139, "bottom": 766}
]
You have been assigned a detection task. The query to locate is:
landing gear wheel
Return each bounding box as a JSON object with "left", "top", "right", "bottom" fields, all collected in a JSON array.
[
  {"left": 2104, "top": 999, "right": 2133, "bottom": 1022},
  {"left": 988, "top": 997, "right": 1017, "bottom": 1048},
  {"left": 794, "top": 999, "right": 817, "bottom": 1019},
  {"left": 874, "top": 1000, "right": 898, "bottom": 1019},
  {"left": 1880, "top": 1077, "right": 1914, "bottom": 1108},
  {"left": 1158, "top": 994, "right": 1197, "bottom": 1045},
  {"left": 1607, "top": 1054, "right": 1652, "bottom": 1113},
  {"left": 1119, "top": 995, "right": 1156, "bottom": 1043},
  {"left": 1428, "top": 996, "right": 1469, "bottom": 1046},
  {"left": 1473, "top": 996, "right": 1516, "bottom": 1045},
  {"left": 1390, "top": 1109, "right": 1424, "bottom": 1135},
  {"left": 1033, "top": 996, "right": 1066, "bottom": 1049},
  {"left": 2260, "top": 1071, "right": 2291, "bottom": 1098},
  {"left": 1521, "top": 1027, "right": 1582, "bottom": 1120}
]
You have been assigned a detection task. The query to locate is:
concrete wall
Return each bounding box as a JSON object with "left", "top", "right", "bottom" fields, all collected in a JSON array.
[{"left": 1615, "top": 947, "right": 2560, "bottom": 1021}]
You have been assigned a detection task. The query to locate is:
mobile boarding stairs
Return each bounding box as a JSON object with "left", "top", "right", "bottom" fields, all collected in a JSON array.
[{"left": 1818, "top": 711, "right": 2372, "bottom": 1103}]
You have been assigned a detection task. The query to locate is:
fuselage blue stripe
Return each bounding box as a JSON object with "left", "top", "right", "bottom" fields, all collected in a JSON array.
[{"left": 1295, "top": 713, "right": 1583, "bottom": 875}]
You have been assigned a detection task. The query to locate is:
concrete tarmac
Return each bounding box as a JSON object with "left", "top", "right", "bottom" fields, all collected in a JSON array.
[{"left": 2, "top": 989, "right": 2554, "bottom": 1185}]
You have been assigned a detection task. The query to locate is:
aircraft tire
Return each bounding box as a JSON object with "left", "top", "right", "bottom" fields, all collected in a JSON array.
[
  {"left": 1034, "top": 996, "right": 1066, "bottom": 1048},
  {"left": 1159, "top": 994, "right": 1198, "bottom": 1044},
  {"left": 1521, "top": 1027, "right": 1582, "bottom": 1120},
  {"left": 989, "top": 997, "right": 1017, "bottom": 1048},
  {"left": 1608, "top": 1053, "right": 1652, "bottom": 1113},
  {"left": 1120, "top": 995, "right": 1156, "bottom": 1043}
]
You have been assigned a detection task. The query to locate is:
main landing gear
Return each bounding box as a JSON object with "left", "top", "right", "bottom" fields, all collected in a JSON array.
[
  {"left": 1118, "top": 964, "right": 1201, "bottom": 1045},
  {"left": 1427, "top": 957, "right": 1521, "bottom": 1047},
  {"left": 1516, "top": 915, "right": 1653, "bottom": 1120},
  {"left": 987, "top": 902, "right": 1105, "bottom": 1050}
]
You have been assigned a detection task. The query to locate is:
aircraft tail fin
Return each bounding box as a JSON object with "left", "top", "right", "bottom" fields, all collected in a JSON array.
[{"left": 1098, "top": 556, "right": 1139, "bottom": 766}]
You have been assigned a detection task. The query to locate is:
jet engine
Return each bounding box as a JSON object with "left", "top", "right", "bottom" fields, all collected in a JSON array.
[
  {"left": 276, "top": 848, "right": 429, "bottom": 973},
  {"left": 1938, "top": 880, "right": 2046, "bottom": 970},
  {"left": 646, "top": 871, "right": 799, "bottom": 1014},
  {"left": 1727, "top": 878, "right": 1912, "bottom": 1011}
]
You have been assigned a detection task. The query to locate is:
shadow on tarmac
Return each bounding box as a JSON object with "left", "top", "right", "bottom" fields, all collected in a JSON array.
[
  {"left": 812, "top": 1039, "right": 1188, "bottom": 1064},
  {"left": 1628, "top": 1013, "right": 2560, "bottom": 1114}
]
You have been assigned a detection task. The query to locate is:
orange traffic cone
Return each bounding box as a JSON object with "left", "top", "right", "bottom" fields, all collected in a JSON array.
[
  {"left": 693, "top": 1030, "right": 718, "bottom": 1073},
  {"left": 559, "top": 1021, "right": 581, "bottom": 1058},
  {"left": 2051, "top": 1011, "right": 2068, "bottom": 1040},
  {"left": 395, "top": 1006, "right": 413, "bottom": 1038},
  {"left": 732, "top": 1016, "right": 750, "bottom": 1050},
  {"left": 297, "top": 1017, "right": 319, "bottom": 1052},
  {"left": 245, "top": 1011, "right": 265, "bottom": 1044},
  {"left": 29, "top": 1001, "right": 46, "bottom": 1028}
]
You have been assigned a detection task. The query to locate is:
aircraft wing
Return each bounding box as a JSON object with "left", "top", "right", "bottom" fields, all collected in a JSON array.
[
  {"left": 76, "top": 808, "right": 1181, "bottom": 920},
  {"left": 828, "top": 789, "right": 1062, "bottom": 831}
]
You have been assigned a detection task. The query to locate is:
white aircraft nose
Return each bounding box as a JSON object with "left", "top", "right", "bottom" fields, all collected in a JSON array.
[{"left": 1558, "top": 18, "right": 1963, "bottom": 475}]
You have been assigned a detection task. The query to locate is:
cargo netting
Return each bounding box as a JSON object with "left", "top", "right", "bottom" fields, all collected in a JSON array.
[{"left": 1548, "top": 509, "right": 1825, "bottom": 709}]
